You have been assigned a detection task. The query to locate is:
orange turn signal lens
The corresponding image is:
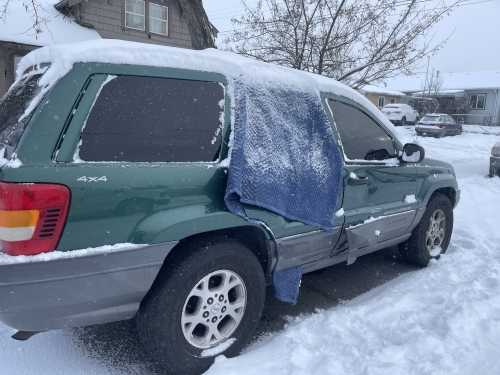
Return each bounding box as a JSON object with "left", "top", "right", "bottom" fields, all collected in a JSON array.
[{"left": 0, "top": 210, "right": 40, "bottom": 228}]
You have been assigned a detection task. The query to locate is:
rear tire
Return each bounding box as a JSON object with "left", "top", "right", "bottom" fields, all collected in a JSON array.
[
  {"left": 400, "top": 193, "right": 454, "bottom": 267},
  {"left": 137, "top": 239, "right": 266, "bottom": 375},
  {"left": 401, "top": 117, "right": 407, "bottom": 126}
]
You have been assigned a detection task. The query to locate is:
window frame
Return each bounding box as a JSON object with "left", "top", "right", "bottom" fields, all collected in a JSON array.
[
  {"left": 469, "top": 93, "right": 487, "bottom": 110},
  {"left": 124, "top": 0, "right": 170, "bottom": 37},
  {"left": 324, "top": 95, "right": 401, "bottom": 166},
  {"left": 54, "top": 66, "right": 230, "bottom": 165},
  {"left": 378, "top": 95, "right": 385, "bottom": 108},
  {"left": 125, "top": 0, "right": 146, "bottom": 31},
  {"left": 148, "top": 2, "right": 169, "bottom": 36}
]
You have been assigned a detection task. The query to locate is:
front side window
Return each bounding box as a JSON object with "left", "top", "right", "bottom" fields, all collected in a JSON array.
[
  {"left": 79, "top": 75, "right": 225, "bottom": 163},
  {"left": 125, "top": 0, "right": 146, "bottom": 30},
  {"left": 328, "top": 99, "right": 396, "bottom": 161},
  {"left": 469, "top": 94, "right": 487, "bottom": 110},
  {"left": 149, "top": 2, "right": 168, "bottom": 35}
]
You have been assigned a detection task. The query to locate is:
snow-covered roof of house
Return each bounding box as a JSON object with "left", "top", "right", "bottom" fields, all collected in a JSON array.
[
  {"left": 358, "top": 84, "right": 406, "bottom": 97},
  {"left": 0, "top": 0, "right": 100, "bottom": 47},
  {"left": 386, "top": 71, "right": 500, "bottom": 93}
]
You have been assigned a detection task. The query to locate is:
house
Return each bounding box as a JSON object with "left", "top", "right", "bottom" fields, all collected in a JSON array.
[
  {"left": 0, "top": 0, "right": 216, "bottom": 96},
  {"left": 386, "top": 71, "right": 500, "bottom": 126},
  {"left": 358, "top": 85, "right": 407, "bottom": 109}
]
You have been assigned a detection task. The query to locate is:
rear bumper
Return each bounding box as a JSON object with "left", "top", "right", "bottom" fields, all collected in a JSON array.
[
  {"left": 0, "top": 242, "right": 176, "bottom": 332},
  {"left": 416, "top": 127, "right": 445, "bottom": 137}
]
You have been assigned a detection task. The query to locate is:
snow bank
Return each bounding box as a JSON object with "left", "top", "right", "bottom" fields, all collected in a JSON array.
[{"left": 0, "top": 0, "right": 100, "bottom": 47}]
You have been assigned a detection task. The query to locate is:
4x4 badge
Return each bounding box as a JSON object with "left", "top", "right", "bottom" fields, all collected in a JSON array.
[{"left": 77, "top": 176, "right": 108, "bottom": 183}]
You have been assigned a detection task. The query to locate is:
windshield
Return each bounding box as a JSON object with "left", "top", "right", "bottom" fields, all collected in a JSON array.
[
  {"left": 420, "top": 115, "right": 442, "bottom": 123},
  {"left": 0, "top": 73, "right": 43, "bottom": 156}
]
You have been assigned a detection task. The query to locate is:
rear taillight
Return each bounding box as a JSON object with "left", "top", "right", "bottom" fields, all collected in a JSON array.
[{"left": 0, "top": 182, "right": 70, "bottom": 256}]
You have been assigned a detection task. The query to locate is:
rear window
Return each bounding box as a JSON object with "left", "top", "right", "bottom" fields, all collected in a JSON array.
[
  {"left": 0, "top": 74, "right": 43, "bottom": 156},
  {"left": 421, "top": 115, "right": 441, "bottom": 123},
  {"left": 78, "top": 75, "right": 225, "bottom": 163}
]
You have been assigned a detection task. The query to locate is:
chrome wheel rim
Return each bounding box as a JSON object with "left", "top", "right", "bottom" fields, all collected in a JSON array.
[
  {"left": 426, "top": 209, "right": 446, "bottom": 257},
  {"left": 181, "top": 270, "right": 247, "bottom": 349}
]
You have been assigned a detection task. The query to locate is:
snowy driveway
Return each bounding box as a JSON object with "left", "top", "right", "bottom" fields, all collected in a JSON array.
[{"left": 1, "top": 127, "right": 499, "bottom": 375}]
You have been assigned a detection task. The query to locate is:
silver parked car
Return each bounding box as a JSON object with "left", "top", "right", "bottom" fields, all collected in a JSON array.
[
  {"left": 415, "top": 114, "right": 463, "bottom": 137},
  {"left": 490, "top": 142, "right": 500, "bottom": 177}
]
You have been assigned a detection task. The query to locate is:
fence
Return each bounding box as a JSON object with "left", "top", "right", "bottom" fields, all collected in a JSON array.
[{"left": 450, "top": 114, "right": 500, "bottom": 127}]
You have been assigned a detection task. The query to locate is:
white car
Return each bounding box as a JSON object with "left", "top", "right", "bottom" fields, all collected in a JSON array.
[{"left": 381, "top": 103, "right": 418, "bottom": 126}]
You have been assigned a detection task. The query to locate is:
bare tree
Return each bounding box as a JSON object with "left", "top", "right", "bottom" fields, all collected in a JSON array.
[
  {"left": 227, "top": 0, "right": 462, "bottom": 88},
  {"left": 423, "top": 68, "right": 444, "bottom": 96},
  {"left": 0, "top": 0, "right": 44, "bottom": 35}
]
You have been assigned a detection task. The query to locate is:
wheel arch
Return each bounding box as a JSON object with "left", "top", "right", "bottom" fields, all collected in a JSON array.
[
  {"left": 140, "top": 225, "right": 276, "bottom": 310},
  {"left": 430, "top": 187, "right": 457, "bottom": 207}
]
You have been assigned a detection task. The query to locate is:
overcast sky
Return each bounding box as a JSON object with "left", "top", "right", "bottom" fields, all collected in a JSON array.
[{"left": 204, "top": 0, "right": 500, "bottom": 75}]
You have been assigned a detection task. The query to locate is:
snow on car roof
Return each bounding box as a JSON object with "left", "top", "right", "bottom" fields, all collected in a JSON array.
[
  {"left": 0, "top": 0, "right": 100, "bottom": 47},
  {"left": 17, "top": 39, "right": 401, "bottom": 138}
]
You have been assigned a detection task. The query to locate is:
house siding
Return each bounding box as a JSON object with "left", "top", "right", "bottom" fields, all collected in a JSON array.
[
  {"left": 77, "top": 0, "right": 192, "bottom": 48},
  {"left": 0, "top": 43, "right": 36, "bottom": 96},
  {"left": 465, "top": 89, "right": 499, "bottom": 125},
  {"left": 365, "top": 93, "right": 402, "bottom": 108}
]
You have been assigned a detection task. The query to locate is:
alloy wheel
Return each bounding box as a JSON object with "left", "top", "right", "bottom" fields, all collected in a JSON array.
[
  {"left": 425, "top": 209, "right": 447, "bottom": 257},
  {"left": 181, "top": 270, "right": 247, "bottom": 349}
]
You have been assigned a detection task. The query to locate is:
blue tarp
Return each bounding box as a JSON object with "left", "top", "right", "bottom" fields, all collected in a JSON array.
[{"left": 224, "top": 80, "right": 343, "bottom": 230}]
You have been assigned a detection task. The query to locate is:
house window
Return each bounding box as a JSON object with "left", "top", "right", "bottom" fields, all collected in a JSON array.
[
  {"left": 125, "top": 0, "right": 146, "bottom": 31},
  {"left": 125, "top": 1, "right": 169, "bottom": 36},
  {"left": 469, "top": 94, "right": 487, "bottom": 110},
  {"left": 378, "top": 96, "right": 385, "bottom": 108},
  {"left": 149, "top": 2, "right": 168, "bottom": 35}
]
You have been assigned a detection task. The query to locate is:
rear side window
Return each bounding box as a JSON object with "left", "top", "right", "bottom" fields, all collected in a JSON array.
[
  {"left": 329, "top": 99, "right": 396, "bottom": 161},
  {"left": 78, "top": 75, "right": 225, "bottom": 162},
  {"left": 0, "top": 73, "right": 43, "bottom": 156}
]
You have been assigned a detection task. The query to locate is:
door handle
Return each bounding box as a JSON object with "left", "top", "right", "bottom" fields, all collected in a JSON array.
[{"left": 348, "top": 175, "right": 369, "bottom": 185}]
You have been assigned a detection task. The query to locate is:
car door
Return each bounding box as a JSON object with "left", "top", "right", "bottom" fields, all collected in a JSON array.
[{"left": 326, "top": 98, "right": 419, "bottom": 258}]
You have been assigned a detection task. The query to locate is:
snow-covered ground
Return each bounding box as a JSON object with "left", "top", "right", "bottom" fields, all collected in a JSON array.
[{"left": 1, "top": 128, "right": 499, "bottom": 375}]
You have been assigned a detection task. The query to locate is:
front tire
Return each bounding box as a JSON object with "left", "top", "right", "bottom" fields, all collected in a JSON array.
[
  {"left": 137, "top": 239, "right": 266, "bottom": 375},
  {"left": 400, "top": 193, "right": 454, "bottom": 267}
]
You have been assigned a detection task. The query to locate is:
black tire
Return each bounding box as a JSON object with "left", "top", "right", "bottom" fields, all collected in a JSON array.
[
  {"left": 401, "top": 117, "right": 407, "bottom": 126},
  {"left": 490, "top": 165, "right": 498, "bottom": 178},
  {"left": 136, "top": 239, "right": 266, "bottom": 375},
  {"left": 400, "top": 193, "right": 454, "bottom": 267}
]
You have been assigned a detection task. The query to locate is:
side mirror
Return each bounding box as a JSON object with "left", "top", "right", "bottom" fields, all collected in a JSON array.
[{"left": 401, "top": 143, "right": 425, "bottom": 163}]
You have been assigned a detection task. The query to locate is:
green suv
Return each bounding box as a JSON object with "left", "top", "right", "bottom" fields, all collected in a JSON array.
[{"left": 0, "top": 41, "right": 459, "bottom": 375}]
